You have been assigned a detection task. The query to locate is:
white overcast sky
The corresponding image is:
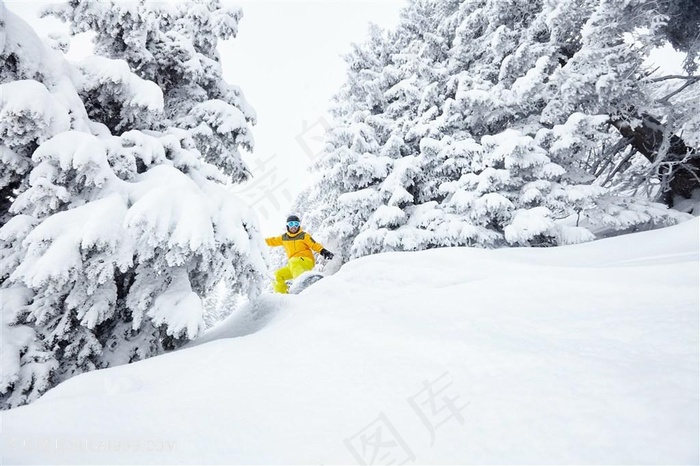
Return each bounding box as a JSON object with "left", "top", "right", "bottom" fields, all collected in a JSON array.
[{"left": 7, "top": 0, "right": 406, "bottom": 235}]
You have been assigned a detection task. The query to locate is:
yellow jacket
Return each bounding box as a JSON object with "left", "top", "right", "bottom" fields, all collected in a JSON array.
[{"left": 265, "top": 230, "right": 325, "bottom": 263}]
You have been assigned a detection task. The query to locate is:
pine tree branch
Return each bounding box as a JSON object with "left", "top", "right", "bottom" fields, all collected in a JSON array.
[
  {"left": 602, "top": 148, "right": 637, "bottom": 187},
  {"left": 609, "top": 113, "right": 700, "bottom": 206},
  {"left": 649, "top": 74, "right": 700, "bottom": 82},
  {"left": 658, "top": 77, "right": 700, "bottom": 104}
]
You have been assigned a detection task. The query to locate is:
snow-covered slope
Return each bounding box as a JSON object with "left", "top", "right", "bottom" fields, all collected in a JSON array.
[{"left": 2, "top": 220, "right": 698, "bottom": 464}]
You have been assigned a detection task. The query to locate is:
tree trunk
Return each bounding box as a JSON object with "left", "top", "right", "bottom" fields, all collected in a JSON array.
[{"left": 610, "top": 113, "right": 700, "bottom": 207}]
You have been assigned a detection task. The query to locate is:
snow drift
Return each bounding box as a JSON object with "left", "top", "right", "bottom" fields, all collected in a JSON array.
[{"left": 1, "top": 219, "right": 698, "bottom": 464}]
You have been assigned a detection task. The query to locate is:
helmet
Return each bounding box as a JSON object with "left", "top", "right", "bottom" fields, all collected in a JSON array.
[{"left": 286, "top": 214, "right": 301, "bottom": 232}]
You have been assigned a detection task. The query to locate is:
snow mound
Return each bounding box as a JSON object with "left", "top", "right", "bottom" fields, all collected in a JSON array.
[{"left": 2, "top": 220, "right": 698, "bottom": 464}]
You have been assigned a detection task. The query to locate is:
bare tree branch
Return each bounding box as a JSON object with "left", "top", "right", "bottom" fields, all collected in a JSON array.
[
  {"left": 649, "top": 74, "right": 700, "bottom": 82},
  {"left": 658, "top": 77, "right": 700, "bottom": 104},
  {"left": 610, "top": 113, "right": 700, "bottom": 206},
  {"left": 603, "top": 148, "right": 637, "bottom": 186}
]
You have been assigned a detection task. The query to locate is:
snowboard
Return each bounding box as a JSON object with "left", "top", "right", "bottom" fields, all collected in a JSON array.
[{"left": 287, "top": 270, "right": 325, "bottom": 294}]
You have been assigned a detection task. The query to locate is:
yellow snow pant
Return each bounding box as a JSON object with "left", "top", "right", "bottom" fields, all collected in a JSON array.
[{"left": 273, "top": 256, "right": 314, "bottom": 294}]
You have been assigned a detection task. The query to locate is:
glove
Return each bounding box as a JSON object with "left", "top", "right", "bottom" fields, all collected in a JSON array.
[{"left": 320, "top": 249, "right": 334, "bottom": 260}]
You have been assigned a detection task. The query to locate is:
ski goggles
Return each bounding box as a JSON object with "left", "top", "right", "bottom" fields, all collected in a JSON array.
[{"left": 287, "top": 221, "right": 300, "bottom": 227}]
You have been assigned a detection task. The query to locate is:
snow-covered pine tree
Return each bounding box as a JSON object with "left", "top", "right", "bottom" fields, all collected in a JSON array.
[
  {"left": 533, "top": 0, "right": 700, "bottom": 229},
  {"left": 294, "top": 23, "right": 398, "bottom": 262},
  {"left": 296, "top": 0, "right": 460, "bottom": 261},
  {"left": 0, "top": 0, "right": 266, "bottom": 409},
  {"left": 298, "top": 0, "right": 695, "bottom": 265},
  {"left": 44, "top": 0, "right": 256, "bottom": 182},
  {"left": 0, "top": 2, "right": 96, "bottom": 408},
  {"left": 0, "top": 2, "right": 92, "bottom": 226}
]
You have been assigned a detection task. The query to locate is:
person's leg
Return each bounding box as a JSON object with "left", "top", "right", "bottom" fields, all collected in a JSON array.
[
  {"left": 288, "top": 257, "right": 314, "bottom": 279},
  {"left": 273, "top": 265, "right": 293, "bottom": 293}
]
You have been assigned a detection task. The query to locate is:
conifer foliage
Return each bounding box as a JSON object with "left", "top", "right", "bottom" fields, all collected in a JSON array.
[
  {"left": 0, "top": 0, "right": 266, "bottom": 409},
  {"left": 298, "top": 0, "right": 697, "bottom": 264}
]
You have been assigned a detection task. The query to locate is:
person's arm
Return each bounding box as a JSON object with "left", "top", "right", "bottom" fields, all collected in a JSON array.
[
  {"left": 265, "top": 236, "right": 283, "bottom": 247},
  {"left": 304, "top": 234, "right": 334, "bottom": 259},
  {"left": 303, "top": 234, "right": 325, "bottom": 254}
]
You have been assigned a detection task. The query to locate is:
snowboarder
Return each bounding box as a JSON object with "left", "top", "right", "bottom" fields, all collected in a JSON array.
[{"left": 265, "top": 215, "right": 334, "bottom": 294}]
